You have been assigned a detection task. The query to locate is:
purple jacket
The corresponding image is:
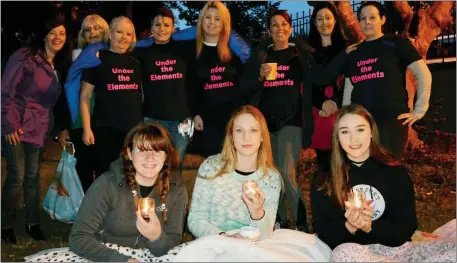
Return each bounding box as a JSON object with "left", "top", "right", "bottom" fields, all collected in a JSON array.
[{"left": 1, "top": 48, "right": 61, "bottom": 147}]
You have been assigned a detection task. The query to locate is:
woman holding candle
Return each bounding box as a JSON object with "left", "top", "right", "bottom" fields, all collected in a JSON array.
[
  {"left": 310, "top": 104, "right": 417, "bottom": 250},
  {"left": 65, "top": 123, "right": 187, "bottom": 262},
  {"left": 188, "top": 105, "right": 282, "bottom": 241},
  {"left": 241, "top": 9, "right": 356, "bottom": 232}
]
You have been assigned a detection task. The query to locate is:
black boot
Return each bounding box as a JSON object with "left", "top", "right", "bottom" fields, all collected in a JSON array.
[
  {"left": 1, "top": 228, "right": 17, "bottom": 244},
  {"left": 25, "top": 225, "right": 46, "bottom": 241}
]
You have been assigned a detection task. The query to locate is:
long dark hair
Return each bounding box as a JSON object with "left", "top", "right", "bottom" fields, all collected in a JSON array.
[
  {"left": 121, "top": 123, "right": 179, "bottom": 224},
  {"left": 319, "top": 104, "right": 399, "bottom": 207},
  {"left": 309, "top": 2, "right": 347, "bottom": 52},
  {"left": 25, "top": 17, "right": 72, "bottom": 76}
]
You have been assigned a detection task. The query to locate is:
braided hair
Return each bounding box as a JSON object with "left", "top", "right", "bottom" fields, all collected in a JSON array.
[{"left": 121, "top": 122, "right": 179, "bottom": 224}]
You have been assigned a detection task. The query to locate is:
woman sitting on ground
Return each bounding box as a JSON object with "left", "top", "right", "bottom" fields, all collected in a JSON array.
[
  {"left": 311, "top": 104, "right": 417, "bottom": 251},
  {"left": 188, "top": 105, "right": 282, "bottom": 240},
  {"left": 68, "top": 122, "right": 188, "bottom": 262}
]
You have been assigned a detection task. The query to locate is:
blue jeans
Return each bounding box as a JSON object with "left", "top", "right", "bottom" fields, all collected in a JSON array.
[
  {"left": 144, "top": 118, "right": 189, "bottom": 174},
  {"left": 2, "top": 142, "right": 43, "bottom": 228}
]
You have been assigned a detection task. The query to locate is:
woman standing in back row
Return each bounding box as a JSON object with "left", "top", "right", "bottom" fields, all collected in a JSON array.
[
  {"left": 343, "top": 1, "right": 432, "bottom": 160},
  {"left": 190, "top": 1, "right": 246, "bottom": 158},
  {"left": 134, "top": 7, "right": 193, "bottom": 177},
  {"left": 80, "top": 16, "right": 143, "bottom": 177},
  {"left": 308, "top": 3, "right": 348, "bottom": 173},
  {"left": 55, "top": 14, "right": 110, "bottom": 192},
  {"left": 242, "top": 9, "right": 356, "bottom": 231},
  {"left": 2, "top": 18, "right": 72, "bottom": 243}
]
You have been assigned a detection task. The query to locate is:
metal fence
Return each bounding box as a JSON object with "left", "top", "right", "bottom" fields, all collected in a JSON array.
[
  {"left": 290, "top": 1, "right": 363, "bottom": 39},
  {"left": 289, "top": 1, "right": 456, "bottom": 63}
]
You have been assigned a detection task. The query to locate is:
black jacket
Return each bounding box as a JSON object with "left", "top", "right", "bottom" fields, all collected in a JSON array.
[
  {"left": 241, "top": 39, "right": 347, "bottom": 149},
  {"left": 311, "top": 158, "right": 417, "bottom": 249}
]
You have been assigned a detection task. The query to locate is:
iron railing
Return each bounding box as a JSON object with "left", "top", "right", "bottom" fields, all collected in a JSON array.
[{"left": 289, "top": 1, "right": 456, "bottom": 63}]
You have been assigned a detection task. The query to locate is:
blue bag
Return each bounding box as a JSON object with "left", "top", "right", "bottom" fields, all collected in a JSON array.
[{"left": 42, "top": 143, "right": 84, "bottom": 224}]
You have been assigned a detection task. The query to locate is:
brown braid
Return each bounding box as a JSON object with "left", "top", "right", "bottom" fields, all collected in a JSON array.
[
  {"left": 123, "top": 158, "right": 137, "bottom": 193},
  {"left": 158, "top": 165, "right": 170, "bottom": 224},
  {"left": 121, "top": 122, "right": 179, "bottom": 224}
]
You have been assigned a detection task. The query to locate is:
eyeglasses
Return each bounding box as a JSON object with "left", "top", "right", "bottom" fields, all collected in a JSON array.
[{"left": 84, "top": 25, "right": 102, "bottom": 33}]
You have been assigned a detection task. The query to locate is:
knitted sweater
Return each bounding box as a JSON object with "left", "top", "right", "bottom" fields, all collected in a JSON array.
[{"left": 188, "top": 154, "right": 282, "bottom": 240}]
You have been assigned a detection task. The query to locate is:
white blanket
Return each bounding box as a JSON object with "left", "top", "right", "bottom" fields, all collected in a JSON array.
[{"left": 173, "top": 229, "right": 332, "bottom": 262}]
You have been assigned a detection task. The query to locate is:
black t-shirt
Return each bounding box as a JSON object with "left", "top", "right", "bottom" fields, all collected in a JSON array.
[
  {"left": 258, "top": 47, "right": 303, "bottom": 130},
  {"left": 344, "top": 34, "right": 421, "bottom": 119},
  {"left": 139, "top": 184, "right": 155, "bottom": 198},
  {"left": 134, "top": 40, "right": 191, "bottom": 121},
  {"left": 82, "top": 50, "right": 143, "bottom": 132},
  {"left": 194, "top": 43, "right": 244, "bottom": 126}
]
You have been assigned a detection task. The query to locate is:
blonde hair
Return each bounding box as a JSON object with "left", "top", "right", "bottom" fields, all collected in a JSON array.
[
  {"left": 109, "top": 16, "right": 137, "bottom": 52},
  {"left": 77, "top": 14, "right": 109, "bottom": 49},
  {"left": 196, "top": 1, "right": 232, "bottom": 63},
  {"left": 214, "top": 106, "right": 281, "bottom": 185}
]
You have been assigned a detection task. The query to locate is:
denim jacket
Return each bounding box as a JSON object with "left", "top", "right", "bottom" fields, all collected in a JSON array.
[{"left": 1, "top": 48, "right": 61, "bottom": 147}]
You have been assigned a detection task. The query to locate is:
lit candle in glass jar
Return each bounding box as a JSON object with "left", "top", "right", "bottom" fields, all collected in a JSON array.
[
  {"left": 348, "top": 191, "right": 366, "bottom": 209},
  {"left": 243, "top": 180, "right": 259, "bottom": 195},
  {"left": 138, "top": 198, "right": 154, "bottom": 219}
]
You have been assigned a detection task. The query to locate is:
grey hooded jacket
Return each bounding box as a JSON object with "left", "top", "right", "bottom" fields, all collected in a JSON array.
[{"left": 69, "top": 158, "right": 188, "bottom": 262}]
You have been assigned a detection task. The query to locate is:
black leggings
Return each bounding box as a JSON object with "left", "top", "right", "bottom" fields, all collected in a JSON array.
[
  {"left": 92, "top": 127, "right": 127, "bottom": 177},
  {"left": 315, "top": 149, "right": 331, "bottom": 173},
  {"left": 69, "top": 128, "right": 96, "bottom": 193}
]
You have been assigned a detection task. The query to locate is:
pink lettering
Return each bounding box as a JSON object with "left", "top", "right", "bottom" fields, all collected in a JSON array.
[
  {"left": 276, "top": 73, "right": 285, "bottom": 79},
  {"left": 351, "top": 71, "right": 385, "bottom": 84},
  {"left": 210, "top": 66, "right": 226, "bottom": 74},
  {"left": 204, "top": 81, "right": 234, "bottom": 90},
  {"left": 112, "top": 68, "right": 134, "bottom": 74},
  {"left": 356, "top": 58, "right": 379, "bottom": 67},
  {"left": 150, "top": 72, "right": 183, "bottom": 81},
  {"left": 107, "top": 83, "right": 139, "bottom": 90},
  {"left": 263, "top": 79, "right": 294, "bottom": 88},
  {"left": 277, "top": 65, "right": 290, "bottom": 71},
  {"left": 155, "top": 59, "right": 177, "bottom": 66}
]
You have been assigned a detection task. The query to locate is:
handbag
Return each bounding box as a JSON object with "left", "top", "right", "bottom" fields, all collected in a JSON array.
[{"left": 42, "top": 142, "right": 84, "bottom": 223}]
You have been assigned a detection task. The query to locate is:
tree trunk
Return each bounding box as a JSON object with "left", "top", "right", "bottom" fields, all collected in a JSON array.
[
  {"left": 334, "top": 1, "right": 365, "bottom": 43},
  {"left": 394, "top": 1, "right": 454, "bottom": 150}
]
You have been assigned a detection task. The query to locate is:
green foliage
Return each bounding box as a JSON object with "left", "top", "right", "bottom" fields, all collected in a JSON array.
[{"left": 171, "top": 1, "right": 281, "bottom": 41}]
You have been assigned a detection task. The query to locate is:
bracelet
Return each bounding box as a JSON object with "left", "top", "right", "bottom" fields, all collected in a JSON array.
[{"left": 250, "top": 209, "right": 265, "bottom": 221}]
